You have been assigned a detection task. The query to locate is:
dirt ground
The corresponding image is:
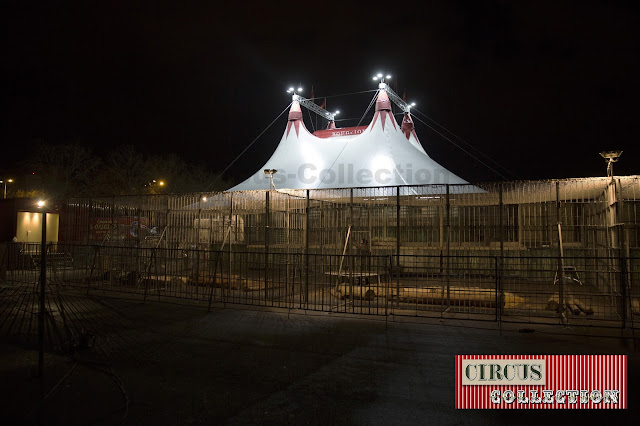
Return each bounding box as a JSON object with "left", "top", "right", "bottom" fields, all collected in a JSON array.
[{"left": 1, "top": 290, "right": 639, "bottom": 425}]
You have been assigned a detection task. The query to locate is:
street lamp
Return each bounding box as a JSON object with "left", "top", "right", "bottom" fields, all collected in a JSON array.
[
  {"left": 599, "top": 150, "right": 623, "bottom": 177},
  {"left": 0, "top": 178, "right": 14, "bottom": 199},
  {"left": 145, "top": 179, "right": 166, "bottom": 193},
  {"left": 263, "top": 169, "right": 278, "bottom": 190}
]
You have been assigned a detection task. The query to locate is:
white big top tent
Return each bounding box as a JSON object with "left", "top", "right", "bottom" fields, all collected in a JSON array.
[{"left": 228, "top": 87, "right": 472, "bottom": 196}]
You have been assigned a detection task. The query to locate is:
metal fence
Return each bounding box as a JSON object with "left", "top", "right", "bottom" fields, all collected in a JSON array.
[
  {"left": 62, "top": 177, "right": 640, "bottom": 259},
  {"left": 2, "top": 242, "right": 638, "bottom": 329}
]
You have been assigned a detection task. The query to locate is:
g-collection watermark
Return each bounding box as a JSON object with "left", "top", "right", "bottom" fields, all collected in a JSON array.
[{"left": 252, "top": 163, "right": 453, "bottom": 186}]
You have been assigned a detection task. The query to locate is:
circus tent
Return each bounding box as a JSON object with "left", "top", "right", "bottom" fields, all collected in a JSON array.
[{"left": 228, "top": 86, "right": 470, "bottom": 192}]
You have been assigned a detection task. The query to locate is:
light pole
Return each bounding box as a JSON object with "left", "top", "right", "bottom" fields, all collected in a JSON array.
[
  {"left": 0, "top": 178, "right": 14, "bottom": 199},
  {"left": 37, "top": 200, "right": 46, "bottom": 377}
]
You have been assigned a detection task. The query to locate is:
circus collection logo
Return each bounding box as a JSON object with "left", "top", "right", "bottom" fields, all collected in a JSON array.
[{"left": 455, "top": 355, "right": 626, "bottom": 409}]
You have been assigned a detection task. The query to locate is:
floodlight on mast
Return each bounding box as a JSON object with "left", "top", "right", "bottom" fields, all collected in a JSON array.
[
  {"left": 375, "top": 81, "right": 416, "bottom": 113},
  {"left": 288, "top": 86, "right": 341, "bottom": 122}
]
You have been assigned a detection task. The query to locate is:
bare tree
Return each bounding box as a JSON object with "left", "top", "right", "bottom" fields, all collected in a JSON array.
[{"left": 29, "top": 142, "right": 102, "bottom": 198}]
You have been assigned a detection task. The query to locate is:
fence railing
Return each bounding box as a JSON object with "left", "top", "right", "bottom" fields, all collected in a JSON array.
[
  {"left": 62, "top": 177, "right": 640, "bottom": 256},
  {"left": 1, "top": 242, "right": 638, "bottom": 328}
]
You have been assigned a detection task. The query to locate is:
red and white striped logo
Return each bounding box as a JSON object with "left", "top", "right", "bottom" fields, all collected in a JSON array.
[{"left": 455, "top": 355, "right": 627, "bottom": 409}]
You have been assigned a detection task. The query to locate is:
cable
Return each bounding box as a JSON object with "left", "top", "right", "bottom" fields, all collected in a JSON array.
[
  {"left": 43, "top": 361, "right": 78, "bottom": 400},
  {"left": 306, "top": 108, "right": 316, "bottom": 133},
  {"left": 312, "top": 89, "right": 378, "bottom": 101},
  {"left": 334, "top": 115, "right": 374, "bottom": 123},
  {"left": 411, "top": 107, "right": 517, "bottom": 179},
  {"left": 316, "top": 91, "right": 379, "bottom": 188},
  {"left": 357, "top": 90, "right": 379, "bottom": 127},
  {"left": 205, "top": 103, "right": 292, "bottom": 191},
  {"left": 411, "top": 113, "right": 511, "bottom": 181}
]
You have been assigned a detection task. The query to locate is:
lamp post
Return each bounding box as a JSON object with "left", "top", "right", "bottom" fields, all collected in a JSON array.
[
  {"left": 263, "top": 169, "right": 278, "bottom": 190},
  {"left": 37, "top": 200, "right": 46, "bottom": 377},
  {"left": 599, "top": 150, "right": 623, "bottom": 178},
  {"left": 0, "top": 178, "right": 14, "bottom": 199}
]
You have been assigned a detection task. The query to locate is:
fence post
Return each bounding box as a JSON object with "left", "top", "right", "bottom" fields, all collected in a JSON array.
[
  {"left": 396, "top": 186, "right": 401, "bottom": 268},
  {"left": 495, "top": 256, "right": 499, "bottom": 322},
  {"left": 208, "top": 250, "right": 221, "bottom": 312},
  {"left": 229, "top": 193, "right": 233, "bottom": 296},
  {"left": 620, "top": 250, "right": 627, "bottom": 329},
  {"left": 87, "top": 199, "right": 93, "bottom": 244},
  {"left": 615, "top": 179, "right": 630, "bottom": 329},
  {"left": 111, "top": 195, "right": 115, "bottom": 243},
  {"left": 350, "top": 188, "right": 354, "bottom": 313},
  {"left": 137, "top": 195, "right": 142, "bottom": 248},
  {"left": 499, "top": 183, "right": 504, "bottom": 264},
  {"left": 617, "top": 223, "right": 628, "bottom": 329},
  {"left": 387, "top": 255, "right": 392, "bottom": 326},
  {"left": 265, "top": 191, "right": 269, "bottom": 303},
  {"left": 556, "top": 181, "right": 565, "bottom": 317},
  {"left": 445, "top": 184, "right": 451, "bottom": 307},
  {"left": 144, "top": 249, "right": 155, "bottom": 303},
  {"left": 38, "top": 209, "right": 47, "bottom": 378},
  {"left": 498, "top": 184, "right": 504, "bottom": 325},
  {"left": 86, "top": 245, "right": 99, "bottom": 295},
  {"left": 305, "top": 190, "right": 310, "bottom": 307}
]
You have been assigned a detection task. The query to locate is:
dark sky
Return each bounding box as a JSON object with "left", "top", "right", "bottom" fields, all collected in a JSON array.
[{"left": 2, "top": 0, "right": 639, "bottom": 184}]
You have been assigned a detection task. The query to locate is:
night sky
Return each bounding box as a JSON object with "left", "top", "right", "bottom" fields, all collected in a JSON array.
[{"left": 3, "top": 1, "right": 639, "bottom": 185}]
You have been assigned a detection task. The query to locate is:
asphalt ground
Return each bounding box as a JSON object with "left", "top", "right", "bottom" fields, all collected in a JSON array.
[{"left": 1, "top": 291, "right": 639, "bottom": 425}]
